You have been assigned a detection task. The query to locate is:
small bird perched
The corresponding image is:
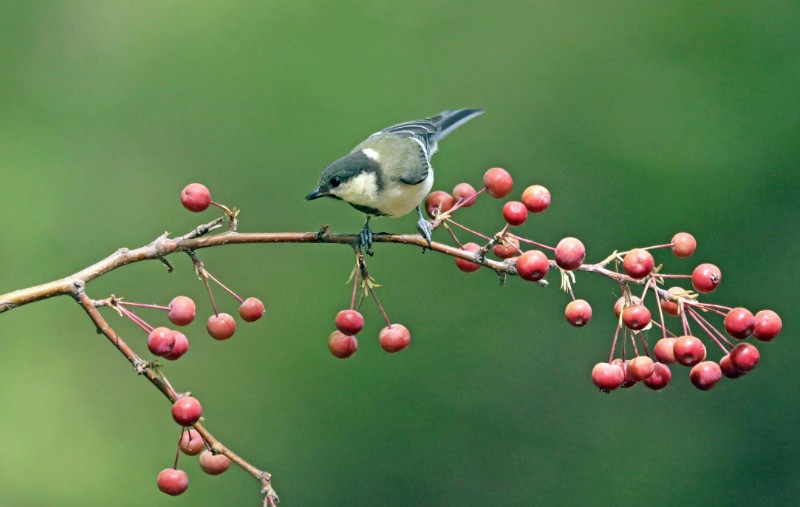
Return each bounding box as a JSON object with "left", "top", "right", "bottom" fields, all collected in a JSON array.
[{"left": 305, "top": 108, "right": 484, "bottom": 254}]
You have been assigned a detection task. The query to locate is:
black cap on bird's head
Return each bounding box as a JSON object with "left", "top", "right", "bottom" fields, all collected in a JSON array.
[{"left": 305, "top": 151, "right": 381, "bottom": 201}]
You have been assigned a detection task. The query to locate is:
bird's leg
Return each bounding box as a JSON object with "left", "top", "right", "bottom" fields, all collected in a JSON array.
[
  {"left": 416, "top": 205, "right": 432, "bottom": 250},
  {"left": 360, "top": 216, "right": 374, "bottom": 256}
]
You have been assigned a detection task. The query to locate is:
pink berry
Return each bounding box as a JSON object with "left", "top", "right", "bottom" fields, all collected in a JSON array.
[
  {"left": 180, "top": 183, "right": 211, "bottom": 212},
  {"left": 425, "top": 191, "right": 455, "bottom": 218},
  {"left": 729, "top": 342, "right": 760, "bottom": 372},
  {"left": 622, "top": 304, "right": 651, "bottom": 331},
  {"left": 492, "top": 236, "right": 520, "bottom": 259},
  {"left": 692, "top": 263, "right": 721, "bottom": 293},
  {"left": 172, "top": 396, "right": 202, "bottom": 427},
  {"left": 163, "top": 331, "right": 189, "bottom": 361},
  {"left": 328, "top": 331, "right": 358, "bottom": 359},
  {"left": 147, "top": 327, "right": 176, "bottom": 357},
  {"left": 690, "top": 361, "right": 722, "bottom": 391},
  {"left": 591, "top": 362, "right": 625, "bottom": 391},
  {"left": 720, "top": 354, "right": 745, "bottom": 379},
  {"left": 207, "top": 313, "right": 236, "bottom": 340},
  {"left": 452, "top": 182, "right": 478, "bottom": 207},
  {"left": 483, "top": 167, "right": 513, "bottom": 198},
  {"left": 564, "top": 299, "right": 592, "bottom": 327},
  {"left": 168, "top": 296, "right": 196, "bottom": 326},
  {"left": 643, "top": 362, "right": 672, "bottom": 390},
  {"left": 516, "top": 250, "right": 549, "bottom": 281},
  {"left": 673, "top": 335, "right": 706, "bottom": 366},
  {"left": 379, "top": 324, "right": 411, "bottom": 353},
  {"left": 660, "top": 287, "right": 684, "bottom": 317},
  {"left": 671, "top": 232, "right": 696, "bottom": 258},
  {"left": 239, "top": 297, "right": 265, "bottom": 322},
  {"left": 753, "top": 310, "right": 782, "bottom": 342},
  {"left": 613, "top": 296, "right": 642, "bottom": 318},
  {"left": 335, "top": 310, "right": 364, "bottom": 335},
  {"left": 554, "top": 237, "right": 586, "bottom": 270},
  {"left": 157, "top": 468, "right": 189, "bottom": 496},
  {"left": 521, "top": 185, "right": 550, "bottom": 213},
  {"left": 723, "top": 307, "right": 755, "bottom": 339},
  {"left": 502, "top": 201, "right": 528, "bottom": 226},
  {"left": 654, "top": 337, "right": 677, "bottom": 363},
  {"left": 199, "top": 450, "right": 232, "bottom": 475},
  {"left": 179, "top": 429, "right": 205, "bottom": 456},
  {"left": 623, "top": 249, "right": 654, "bottom": 279},
  {"left": 455, "top": 242, "right": 482, "bottom": 273},
  {"left": 627, "top": 356, "right": 655, "bottom": 381}
]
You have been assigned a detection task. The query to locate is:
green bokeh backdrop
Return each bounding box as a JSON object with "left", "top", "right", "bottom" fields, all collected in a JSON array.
[{"left": 1, "top": 2, "right": 799, "bottom": 506}]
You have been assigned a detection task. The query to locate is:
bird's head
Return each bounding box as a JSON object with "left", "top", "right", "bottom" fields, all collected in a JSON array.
[{"left": 305, "top": 150, "right": 382, "bottom": 205}]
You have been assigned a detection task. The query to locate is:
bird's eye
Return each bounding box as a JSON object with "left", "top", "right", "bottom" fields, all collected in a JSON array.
[{"left": 330, "top": 177, "right": 341, "bottom": 188}]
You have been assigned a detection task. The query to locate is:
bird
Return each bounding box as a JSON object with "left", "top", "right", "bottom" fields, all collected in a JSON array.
[{"left": 305, "top": 108, "right": 484, "bottom": 255}]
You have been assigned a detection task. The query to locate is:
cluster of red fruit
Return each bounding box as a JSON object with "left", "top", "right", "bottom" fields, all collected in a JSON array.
[{"left": 328, "top": 309, "right": 411, "bottom": 359}]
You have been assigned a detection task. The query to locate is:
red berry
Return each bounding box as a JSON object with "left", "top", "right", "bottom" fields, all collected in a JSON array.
[
  {"left": 157, "top": 468, "right": 189, "bottom": 496},
  {"left": 179, "top": 429, "right": 205, "bottom": 456},
  {"left": 564, "top": 299, "right": 592, "bottom": 327},
  {"left": 168, "top": 296, "right": 196, "bottom": 326},
  {"left": 554, "top": 237, "right": 586, "bottom": 270},
  {"left": 492, "top": 236, "right": 520, "bottom": 259},
  {"left": 379, "top": 324, "right": 411, "bottom": 353},
  {"left": 207, "top": 313, "right": 236, "bottom": 340},
  {"left": 591, "top": 362, "right": 625, "bottom": 391},
  {"left": 516, "top": 250, "right": 549, "bottom": 281},
  {"left": 720, "top": 354, "right": 745, "bottom": 379},
  {"left": 502, "top": 201, "right": 528, "bottom": 226},
  {"left": 239, "top": 297, "right": 265, "bottom": 322},
  {"left": 690, "top": 361, "right": 722, "bottom": 391},
  {"left": 335, "top": 310, "right": 365, "bottom": 335},
  {"left": 614, "top": 359, "right": 638, "bottom": 389},
  {"left": 483, "top": 167, "right": 513, "bottom": 198},
  {"left": 622, "top": 304, "right": 651, "bottom": 331},
  {"left": 627, "top": 356, "right": 655, "bottom": 381},
  {"left": 613, "top": 296, "right": 642, "bottom": 318},
  {"left": 147, "top": 327, "right": 176, "bottom": 357},
  {"left": 660, "top": 287, "right": 684, "bottom": 317},
  {"left": 729, "top": 342, "right": 760, "bottom": 372},
  {"left": 425, "top": 191, "right": 455, "bottom": 218},
  {"left": 692, "top": 263, "right": 721, "bottom": 293},
  {"left": 723, "top": 307, "right": 755, "bottom": 339},
  {"left": 654, "top": 337, "right": 677, "bottom": 363},
  {"left": 163, "top": 331, "right": 189, "bottom": 361},
  {"left": 673, "top": 335, "right": 706, "bottom": 366},
  {"left": 622, "top": 248, "right": 654, "bottom": 279},
  {"left": 452, "top": 182, "right": 478, "bottom": 207},
  {"left": 753, "top": 310, "right": 782, "bottom": 341},
  {"left": 521, "top": 185, "right": 551, "bottom": 213},
  {"left": 181, "top": 183, "right": 211, "bottom": 212},
  {"left": 671, "top": 232, "right": 696, "bottom": 258},
  {"left": 172, "top": 396, "right": 202, "bottom": 427},
  {"left": 328, "top": 331, "right": 358, "bottom": 359},
  {"left": 643, "top": 362, "right": 672, "bottom": 390},
  {"left": 455, "top": 242, "right": 482, "bottom": 273},
  {"left": 199, "top": 450, "right": 232, "bottom": 475}
]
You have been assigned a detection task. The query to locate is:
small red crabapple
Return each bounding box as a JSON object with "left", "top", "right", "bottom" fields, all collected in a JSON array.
[
  {"left": 723, "top": 307, "right": 755, "bottom": 339},
  {"left": 239, "top": 297, "right": 265, "bottom": 322},
  {"left": 483, "top": 167, "right": 513, "bottom": 198},
  {"left": 521, "top": 185, "right": 550, "bottom": 213},
  {"left": 452, "top": 182, "right": 478, "bottom": 207},
  {"left": 335, "top": 310, "right": 364, "bottom": 335},
  {"left": 157, "top": 468, "right": 189, "bottom": 496},
  {"left": 163, "top": 331, "right": 189, "bottom": 361},
  {"left": 502, "top": 201, "right": 528, "bottom": 226},
  {"left": 591, "top": 362, "right": 625, "bottom": 391},
  {"left": 425, "top": 191, "right": 455, "bottom": 218},
  {"left": 328, "top": 331, "right": 358, "bottom": 359},
  {"left": 168, "top": 296, "right": 196, "bottom": 326},
  {"left": 654, "top": 337, "right": 677, "bottom": 363},
  {"left": 516, "top": 250, "right": 549, "bottom": 281},
  {"left": 691, "top": 263, "right": 721, "bottom": 293},
  {"left": 379, "top": 324, "right": 411, "bottom": 353},
  {"left": 179, "top": 429, "right": 205, "bottom": 456},
  {"left": 627, "top": 356, "right": 655, "bottom": 381},
  {"left": 719, "top": 354, "right": 744, "bottom": 379},
  {"left": 207, "top": 313, "right": 236, "bottom": 340},
  {"left": 180, "top": 183, "right": 211, "bottom": 212},
  {"left": 492, "top": 236, "right": 520, "bottom": 259},
  {"left": 729, "top": 342, "right": 760, "bottom": 372},
  {"left": 172, "top": 396, "right": 202, "bottom": 427},
  {"left": 613, "top": 359, "right": 638, "bottom": 388},
  {"left": 564, "top": 299, "right": 592, "bottom": 327},
  {"left": 199, "top": 450, "right": 232, "bottom": 475},
  {"left": 455, "top": 242, "right": 482, "bottom": 273},
  {"left": 622, "top": 304, "right": 651, "bottom": 331},
  {"left": 554, "top": 237, "right": 586, "bottom": 270},
  {"left": 660, "top": 287, "right": 685, "bottom": 317},
  {"left": 147, "top": 327, "right": 176, "bottom": 357},
  {"left": 753, "top": 310, "right": 782, "bottom": 342},
  {"left": 690, "top": 361, "right": 722, "bottom": 391},
  {"left": 671, "top": 232, "right": 697, "bottom": 258},
  {"left": 613, "top": 296, "right": 642, "bottom": 318},
  {"left": 672, "top": 335, "right": 706, "bottom": 366},
  {"left": 622, "top": 248, "right": 654, "bottom": 279},
  {"left": 643, "top": 362, "right": 672, "bottom": 390}
]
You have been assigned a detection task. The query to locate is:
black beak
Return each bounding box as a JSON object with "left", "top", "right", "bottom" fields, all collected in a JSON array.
[{"left": 305, "top": 187, "right": 325, "bottom": 200}]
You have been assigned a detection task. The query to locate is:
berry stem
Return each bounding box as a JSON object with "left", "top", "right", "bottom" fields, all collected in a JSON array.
[
  {"left": 446, "top": 218, "right": 494, "bottom": 242},
  {"left": 510, "top": 233, "right": 555, "bottom": 252},
  {"left": 114, "top": 303, "right": 154, "bottom": 334},
  {"left": 204, "top": 269, "right": 244, "bottom": 303},
  {"left": 651, "top": 279, "right": 670, "bottom": 339},
  {"left": 369, "top": 287, "right": 391, "bottom": 327},
  {"left": 117, "top": 301, "right": 171, "bottom": 311},
  {"left": 188, "top": 251, "right": 220, "bottom": 316},
  {"left": 608, "top": 323, "right": 622, "bottom": 363},
  {"left": 686, "top": 306, "right": 734, "bottom": 352}
]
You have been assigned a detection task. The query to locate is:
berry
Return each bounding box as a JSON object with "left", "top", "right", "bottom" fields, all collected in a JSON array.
[
  {"left": 554, "top": 237, "right": 586, "bottom": 270},
  {"left": 239, "top": 297, "right": 265, "bottom": 322},
  {"left": 516, "top": 250, "right": 549, "bottom": 281},
  {"left": 622, "top": 304, "right": 651, "bottom": 331},
  {"left": 425, "top": 191, "right": 455, "bottom": 218},
  {"left": 379, "top": 324, "right": 411, "bottom": 353},
  {"left": 168, "top": 296, "right": 196, "bottom": 326},
  {"left": 690, "top": 361, "right": 722, "bottom": 391},
  {"left": 673, "top": 335, "right": 706, "bottom": 366},
  {"left": 328, "top": 331, "right": 358, "bottom": 359},
  {"left": 521, "top": 185, "right": 551, "bottom": 213},
  {"left": 614, "top": 359, "right": 638, "bottom": 389},
  {"left": 591, "top": 362, "right": 625, "bottom": 391},
  {"left": 723, "top": 307, "right": 755, "bottom": 339},
  {"left": 643, "top": 362, "right": 672, "bottom": 390},
  {"left": 163, "top": 331, "right": 189, "bottom": 361},
  {"left": 483, "top": 167, "right": 513, "bottom": 198},
  {"left": 172, "top": 396, "right": 202, "bottom": 427},
  {"left": 335, "top": 310, "right": 364, "bottom": 335},
  {"left": 720, "top": 354, "right": 745, "bottom": 379},
  {"left": 492, "top": 236, "right": 520, "bottom": 259},
  {"left": 147, "top": 327, "right": 176, "bottom": 357},
  {"left": 622, "top": 249, "right": 654, "bottom": 279},
  {"left": 729, "top": 342, "right": 760, "bottom": 372},
  {"left": 199, "top": 450, "right": 232, "bottom": 475},
  {"left": 671, "top": 232, "right": 696, "bottom": 258},
  {"left": 627, "top": 356, "right": 655, "bottom": 381},
  {"left": 753, "top": 310, "right": 782, "bottom": 341},
  {"left": 452, "top": 182, "right": 478, "bottom": 207},
  {"left": 157, "top": 468, "right": 189, "bottom": 496},
  {"left": 613, "top": 296, "right": 642, "bottom": 318},
  {"left": 691, "top": 263, "right": 721, "bottom": 293},
  {"left": 654, "top": 337, "right": 677, "bottom": 363},
  {"left": 660, "top": 287, "right": 684, "bottom": 317},
  {"left": 207, "top": 313, "right": 236, "bottom": 340},
  {"left": 455, "top": 242, "right": 482, "bottom": 273},
  {"left": 179, "top": 429, "right": 205, "bottom": 456},
  {"left": 502, "top": 201, "right": 528, "bottom": 226},
  {"left": 181, "top": 183, "right": 211, "bottom": 212},
  {"left": 564, "top": 299, "right": 592, "bottom": 327}
]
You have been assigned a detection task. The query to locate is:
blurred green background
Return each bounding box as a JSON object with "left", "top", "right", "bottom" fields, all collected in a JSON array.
[{"left": 1, "top": 1, "right": 798, "bottom": 506}]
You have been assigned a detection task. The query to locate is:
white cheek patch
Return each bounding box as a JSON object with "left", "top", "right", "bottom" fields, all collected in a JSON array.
[
  {"left": 335, "top": 172, "right": 379, "bottom": 206},
  {"left": 361, "top": 148, "right": 380, "bottom": 162}
]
